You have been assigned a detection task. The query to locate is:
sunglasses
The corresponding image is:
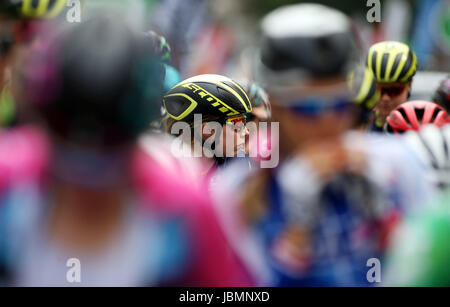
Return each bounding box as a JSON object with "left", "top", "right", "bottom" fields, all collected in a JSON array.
[
  {"left": 224, "top": 115, "right": 247, "bottom": 133},
  {"left": 377, "top": 84, "right": 407, "bottom": 98},
  {"left": 287, "top": 97, "right": 351, "bottom": 116}
]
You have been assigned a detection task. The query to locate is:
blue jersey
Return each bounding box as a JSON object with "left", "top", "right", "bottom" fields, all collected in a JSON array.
[
  {"left": 0, "top": 183, "right": 188, "bottom": 286},
  {"left": 212, "top": 131, "right": 436, "bottom": 286}
]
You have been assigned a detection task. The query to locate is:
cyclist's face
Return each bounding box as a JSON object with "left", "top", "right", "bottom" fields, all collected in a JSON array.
[
  {"left": 376, "top": 82, "right": 411, "bottom": 125},
  {"left": 202, "top": 116, "right": 250, "bottom": 157},
  {"left": 271, "top": 101, "right": 354, "bottom": 154},
  {"left": 220, "top": 116, "right": 249, "bottom": 157}
]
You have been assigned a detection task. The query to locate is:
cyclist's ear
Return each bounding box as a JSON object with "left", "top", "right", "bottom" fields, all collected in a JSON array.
[{"left": 407, "top": 80, "right": 413, "bottom": 99}]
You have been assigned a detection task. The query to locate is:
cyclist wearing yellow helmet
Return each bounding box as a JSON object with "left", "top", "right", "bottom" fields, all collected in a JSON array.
[
  {"left": 0, "top": 0, "right": 67, "bottom": 19},
  {"left": 0, "top": 0, "right": 67, "bottom": 128},
  {"left": 163, "top": 74, "right": 252, "bottom": 171},
  {"left": 366, "top": 41, "right": 418, "bottom": 131},
  {"left": 347, "top": 66, "right": 381, "bottom": 129}
]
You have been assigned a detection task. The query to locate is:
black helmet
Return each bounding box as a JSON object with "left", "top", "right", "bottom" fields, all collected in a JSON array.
[
  {"left": 255, "top": 3, "right": 359, "bottom": 89},
  {"left": 143, "top": 30, "right": 172, "bottom": 64},
  {"left": 163, "top": 74, "right": 252, "bottom": 123},
  {"left": 238, "top": 81, "right": 272, "bottom": 121},
  {"left": 23, "top": 16, "right": 165, "bottom": 148},
  {"left": 433, "top": 76, "right": 450, "bottom": 112}
]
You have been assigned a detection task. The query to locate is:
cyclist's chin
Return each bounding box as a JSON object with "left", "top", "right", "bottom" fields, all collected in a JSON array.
[{"left": 378, "top": 101, "right": 397, "bottom": 117}]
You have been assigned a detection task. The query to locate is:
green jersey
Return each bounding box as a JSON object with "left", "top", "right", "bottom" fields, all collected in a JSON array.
[{"left": 384, "top": 190, "right": 450, "bottom": 286}]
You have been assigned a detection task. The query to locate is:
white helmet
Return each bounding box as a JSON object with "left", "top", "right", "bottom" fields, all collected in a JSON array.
[{"left": 403, "top": 124, "right": 450, "bottom": 188}]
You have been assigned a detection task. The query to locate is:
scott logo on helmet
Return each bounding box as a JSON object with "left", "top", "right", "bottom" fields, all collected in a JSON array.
[{"left": 180, "top": 82, "right": 241, "bottom": 117}]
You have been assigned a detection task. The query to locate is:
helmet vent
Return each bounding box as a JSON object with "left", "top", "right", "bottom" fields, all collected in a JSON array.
[
  {"left": 430, "top": 107, "right": 442, "bottom": 123},
  {"left": 398, "top": 107, "right": 412, "bottom": 126},
  {"left": 415, "top": 108, "right": 425, "bottom": 122}
]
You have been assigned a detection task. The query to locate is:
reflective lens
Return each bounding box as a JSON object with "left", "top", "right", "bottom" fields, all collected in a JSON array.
[
  {"left": 225, "top": 115, "right": 247, "bottom": 132},
  {"left": 287, "top": 97, "right": 351, "bottom": 116}
]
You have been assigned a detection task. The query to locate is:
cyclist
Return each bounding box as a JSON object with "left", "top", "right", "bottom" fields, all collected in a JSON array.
[
  {"left": 366, "top": 41, "right": 418, "bottom": 132},
  {"left": 384, "top": 203, "right": 450, "bottom": 286},
  {"left": 0, "top": 16, "right": 251, "bottom": 286},
  {"left": 432, "top": 76, "right": 450, "bottom": 112},
  {"left": 347, "top": 66, "right": 380, "bottom": 130},
  {"left": 144, "top": 30, "right": 181, "bottom": 93},
  {"left": 0, "top": 0, "right": 67, "bottom": 128},
  {"left": 402, "top": 124, "right": 450, "bottom": 188},
  {"left": 211, "top": 3, "right": 435, "bottom": 286},
  {"left": 240, "top": 81, "right": 272, "bottom": 125},
  {"left": 0, "top": 42, "right": 14, "bottom": 127},
  {"left": 383, "top": 125, "right": 450, "bottom": 286},
  {"left": 0, "top": 0, "right": 66, "bottom": 19},
  {"left": 383, "top": 100, "right": 450, "bottom": 134},
  {"left": 162, "top": 74, "right": 252, "bottom": 174},
  {"left": 144, "top": 30, "right": 182, "bottom": 133}
]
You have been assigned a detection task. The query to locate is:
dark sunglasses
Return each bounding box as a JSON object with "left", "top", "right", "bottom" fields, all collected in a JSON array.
[
  {"left": 377, "top": 84, "right": 406, "bottom": 98},
  {"left": 219, "top": 115, "right": 247, "bottom": 132}
]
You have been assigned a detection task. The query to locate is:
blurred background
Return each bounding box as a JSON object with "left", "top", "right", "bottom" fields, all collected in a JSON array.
[
  {"left": 3, "top": 0, "right": 450, "bottom": 103},
  {"left": 146, "top": 0, "right": 450, "bottom": 100}
]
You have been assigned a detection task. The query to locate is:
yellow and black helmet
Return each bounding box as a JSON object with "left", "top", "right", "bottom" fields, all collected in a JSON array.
[
  {"left": 366, "top": 41, "right": 418, "bottom": 84},
  {"left": 0, "top": 0, "right": 67, "bottom": 19},
  {"left": 163, "top": 74, "right": 252, "bottom": 122},
  {"left": 348, "top": 66, "right": 380, "bottom": 112}
]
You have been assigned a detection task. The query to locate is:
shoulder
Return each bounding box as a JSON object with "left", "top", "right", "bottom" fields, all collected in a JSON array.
[
  {"left": 131, "top": 133, "right": 212, "bottom": 212},
  {"left": 0, "top": 126, "right": 50, "bottom": 196},
  {"left": 343, "top": 130, "right": 436, "bottom": 210},
  {"left": 343, "top": 130, "right": 429, "bottom": 174}
]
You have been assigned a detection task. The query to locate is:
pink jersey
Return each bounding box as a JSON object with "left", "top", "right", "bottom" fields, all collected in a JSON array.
[{"left": 0, "top": 126, "right": 252, "bottom": 286}]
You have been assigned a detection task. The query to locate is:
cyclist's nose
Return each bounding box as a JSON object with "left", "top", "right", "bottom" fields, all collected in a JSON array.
[{"left": 380, "top": 92, "right": 391, "bottom": 101}]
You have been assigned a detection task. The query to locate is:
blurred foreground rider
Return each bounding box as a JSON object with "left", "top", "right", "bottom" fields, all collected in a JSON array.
[
  {"left": 384, "top": 125, "right": 450, "bottom": 286},
  {"left": 0, "top": 16, "right": 251, "bottom": 286},
  {"left": 212, "top": 3, "right": 434, "bottom": 286}
]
